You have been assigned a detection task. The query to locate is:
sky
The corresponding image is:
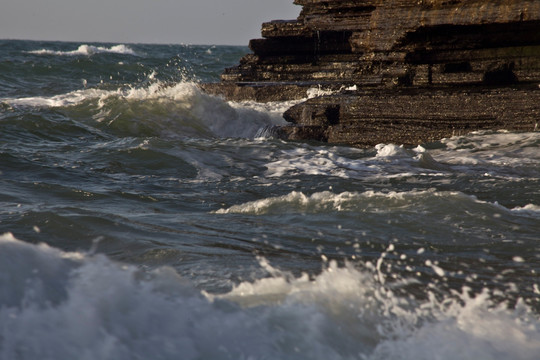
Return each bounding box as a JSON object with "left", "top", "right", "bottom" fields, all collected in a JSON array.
[{"left": 0, "top": 0, "right": 301, "bottom": 45}]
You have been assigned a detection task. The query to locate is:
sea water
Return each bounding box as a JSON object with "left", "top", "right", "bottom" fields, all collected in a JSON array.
[{"left": 0, "top": 40, "right": 539, "bottom": 359}]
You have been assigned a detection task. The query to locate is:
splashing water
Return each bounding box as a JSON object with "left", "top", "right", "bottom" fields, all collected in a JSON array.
[{"left": 1, "top": 234, "right": 539, "bottom": 360}]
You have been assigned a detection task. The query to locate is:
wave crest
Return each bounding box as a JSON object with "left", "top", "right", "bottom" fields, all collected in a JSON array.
[
  {"left": 28, "top": 44, "right": 138, "bottom": 56},
  {"left": 214, "top": 189, "right": 540, "bottom": 220},
  {"left": 1, "top": 234, "right": 538, "bottom": 360},
  {"left": 2, "top": 81, "right": 286, "bottom": 139}
]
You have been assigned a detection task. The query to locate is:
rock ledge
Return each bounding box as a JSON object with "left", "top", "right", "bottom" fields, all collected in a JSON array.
[{"left": 202, "top": 0, "right": 540, "bottom": 146}]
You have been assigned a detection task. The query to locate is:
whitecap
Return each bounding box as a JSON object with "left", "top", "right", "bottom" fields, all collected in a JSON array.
[
  {"left": 2, "top": 81, "right": 290, "bottom": 140},
  {"left": 510, "top": 204, "right": 540, "bottom": 217},
  {"left": 213, "top": 189, "right": 449, "bottom": 215},
  {"left": 108, "top": 82, "right": 287, "bottom": 138},
  {"left": 27, "top": 44, "right": 139, "bottom": 56},
  {"left": 1, "top": 88, "right": 117, "bottom": 108}
]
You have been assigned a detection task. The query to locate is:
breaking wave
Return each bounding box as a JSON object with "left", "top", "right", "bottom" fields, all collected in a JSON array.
[
  {"left": 214, "top": 189, "right": 540, "bottom": 217},
  {"left": 27, "top": 44, "right": 139, "bottom": 56},
  {"left": 1, "top": 81, "right": 287, "bottom": 139},
  {"left": 1, "top": 233, "right": 538, "bottom": 360}
]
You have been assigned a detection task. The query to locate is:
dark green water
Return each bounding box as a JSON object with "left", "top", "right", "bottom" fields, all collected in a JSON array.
[{"left": 1, "top": 40, "right": 539, "bottom": 359}]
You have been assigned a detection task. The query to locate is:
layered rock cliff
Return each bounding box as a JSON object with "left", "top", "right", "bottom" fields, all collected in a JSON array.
[{"left": 202, "top": 0, "right": 540, "bottom": 146}]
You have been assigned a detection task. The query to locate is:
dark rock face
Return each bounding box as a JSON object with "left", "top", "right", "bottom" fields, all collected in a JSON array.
[
  {"left": 282, "top": 86, "right": 540, "bottom": 146},
  {"left": 201, "top": 0, "right": 540, "bottom": 147}
]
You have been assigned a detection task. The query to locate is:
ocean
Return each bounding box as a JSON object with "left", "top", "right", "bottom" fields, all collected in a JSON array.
[{"left": 0, "top": 39, "right": 539, "bottom": 359}]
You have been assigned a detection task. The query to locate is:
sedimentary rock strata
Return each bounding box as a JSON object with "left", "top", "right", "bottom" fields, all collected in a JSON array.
[
  {"left": 281, "top": 86, "right": 540, "bottom": 147},
  {"left": 202, "top": 0, "right": 540, "bottom": 146}
]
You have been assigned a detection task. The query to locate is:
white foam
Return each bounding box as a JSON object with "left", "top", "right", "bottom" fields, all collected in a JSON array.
[
  {"left": 510, "top": 204, "right": 540, "bottom": 217},
  {"left": 513, "top": 204, "right": 540, "bottom": 211},
  {"left": 28, "top": 44, "right": 138, "bottom": 56},
  {"left": 368, "top": 291, "right": 540, "bottom": 360},
  {"left": 306, "top": 86, "right": 338, "bottom": 98},
  {"left": 264, "top": 144, "right": 448, "bottom": 180},
  {"left": 305, "top": 84, "right": 358, "bottom": 98},
  {"left": 214, "top": 189, "right": 445, "bottom": 215},
  {"left": 229, "top": 99, "right": 296, "bottom": 128},
  {"left": 375, "top": 143, "right": 410, "bottom": 157},
  {"left": 2, "top": 81, "right": 286, "bottom": 139},
  {"left": 215, "top": 189, "right": 540, "bottom": 221},
  {"left": 438, "top": 131, "right": 540, "bottom": 168},
  {"left": 2, "top": 88, "right": 116, "bottom": 108},
  {"left": 265, "top": 147, "right": 368, "bottom": 178},
  {"left": 1, "top": 234, "right": 539, "bottom": 360}
]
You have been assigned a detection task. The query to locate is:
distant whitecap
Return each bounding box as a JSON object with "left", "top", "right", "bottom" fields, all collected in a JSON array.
[{"left": 28, "top": 44, "right": 138, "bottom": 56}]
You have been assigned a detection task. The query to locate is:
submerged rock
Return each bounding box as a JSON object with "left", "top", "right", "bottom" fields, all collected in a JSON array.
[{"left": 201, "top": 0, "right": 540, "bottom": 146}]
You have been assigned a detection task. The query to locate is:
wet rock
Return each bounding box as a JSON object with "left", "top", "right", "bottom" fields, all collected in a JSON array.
[
  {"left": 283, "top": 86, "right": 539, "bottom": 147},
  {"left": 202, "top": 0, "right": 540, "bottom": 146}
]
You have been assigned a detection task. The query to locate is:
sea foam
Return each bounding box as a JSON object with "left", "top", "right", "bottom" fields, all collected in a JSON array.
[
  {"left": 28, "top": 44, "right": 138, "bottom": 56},
  {"left": 264, "top": 144, "right": 449, "bottom": 180},
  {"left": 1, "top": 234, "right": 539, "bottom": 360},
  {"left": 1, "top": 81, "right": 287, "bottom": 139},
  {"left": 213, "top": 189, "right": 532, "bottom": 216},
  {"left": 439, "top": 131, "right": 540, "bottom": 168}
]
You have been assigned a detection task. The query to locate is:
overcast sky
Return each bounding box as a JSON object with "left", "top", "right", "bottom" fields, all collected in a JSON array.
[{"left": 0, "top": 0, "right": 300, "bottom": 45}]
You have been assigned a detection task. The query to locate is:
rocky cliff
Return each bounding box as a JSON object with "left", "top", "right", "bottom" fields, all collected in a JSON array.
[{"left": 202, "top": 0, "right": 540, "bottom": 147}]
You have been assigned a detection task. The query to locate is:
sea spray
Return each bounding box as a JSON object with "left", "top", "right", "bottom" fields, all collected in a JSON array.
[
  {"left": 1, "top": 234, "right": 539, "bottom": 360},
  {"left": 3, "top": 81, "right": 286, "bottom": 139}
]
